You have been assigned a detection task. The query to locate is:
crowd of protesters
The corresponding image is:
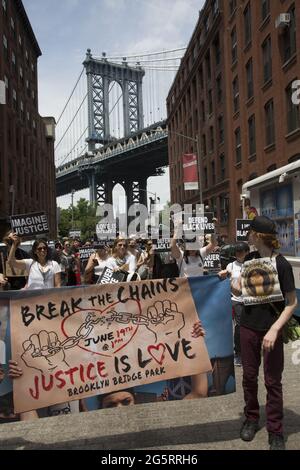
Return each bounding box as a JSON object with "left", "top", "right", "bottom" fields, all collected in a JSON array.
[{"left": 0, "top": 214, "right": 298, "bottom": 450}]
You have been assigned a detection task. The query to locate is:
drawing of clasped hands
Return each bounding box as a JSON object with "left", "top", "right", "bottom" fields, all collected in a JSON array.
[
  {"left": 146, "top": 300, "right": 185, "bottom": 343},
  {"left": 21, "top": 331, "right": 69, "bottom": 373}
]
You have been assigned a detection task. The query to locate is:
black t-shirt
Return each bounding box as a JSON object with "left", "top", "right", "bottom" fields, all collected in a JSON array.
[
  {"left": 241, "top": 251, "right": 295, "bottom": 331},
  {"left": 0, "top": 246, "right": 30, "bottom": 290}
]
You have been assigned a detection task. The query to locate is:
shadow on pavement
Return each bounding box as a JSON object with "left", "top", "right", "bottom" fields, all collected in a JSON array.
[{"left": 1, "top": 408, "right": 299, "bottom": 450}]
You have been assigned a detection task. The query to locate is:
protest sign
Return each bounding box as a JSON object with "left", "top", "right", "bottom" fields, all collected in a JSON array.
[
  {"left": 96, "top": 222, "right": 117, "bottom": 240},
  {"left": 69, "top": 230, "right": 81, "bottom": 239},
  {"left": 182, "top": 213, "right": 215, "bottom": 236},
  {"left": 11, "top": 212, "right": 49, "bottom": 237},
  {"left": 153, "top": 239, "right": 171, "bottom": 252},
  {"left": 97, "top": 267, "right": 127, "bottom": 284},
  {"left": 203, "top": 252, "right": 221, "bottom": 272},
  {"left": 10, "top": 278, "right": 212, "bottom": 412},
  {"left": 236, "top": 219, "right": 251, "bottom": 241}
]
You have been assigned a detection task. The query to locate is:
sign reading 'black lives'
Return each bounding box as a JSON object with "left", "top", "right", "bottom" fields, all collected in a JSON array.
[{"left": 11, "top": 212, "right": 49, "bottom": 236}]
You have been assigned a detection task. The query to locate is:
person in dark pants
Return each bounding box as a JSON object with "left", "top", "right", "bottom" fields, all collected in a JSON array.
[
  {"left": 219, "top": 242, "right": 250, "bottom": 366},
  {"left": 239, "top": 216, "right": 297, "bottom": 450}
]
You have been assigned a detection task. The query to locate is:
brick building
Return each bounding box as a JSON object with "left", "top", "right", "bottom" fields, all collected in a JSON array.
[
  {"left": 0, "top": 0, "right": 56, "bottom": 238},
  {"left": 167, "top": 0, "right": 300, "bottom": 241}
]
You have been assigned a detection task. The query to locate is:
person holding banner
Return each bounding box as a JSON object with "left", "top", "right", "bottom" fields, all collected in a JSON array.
[
  {"left": 8, "top": 236, "right": 61, "bottom": 289},
  {"left": 239, "top": 216, "right": 297, "bottom": 450}
]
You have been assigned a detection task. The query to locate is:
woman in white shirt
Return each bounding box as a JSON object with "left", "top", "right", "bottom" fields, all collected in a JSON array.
[
  {"left": 8, "top": 235, "right": 61, "bottom": 289},
  {"left": 84, "top": 243, "right": 108, "bottom": 283},
  {"left": 105, "top": 238, "right": 137, "bottom": 275},
  {"left": 171, "top": 230, "right": 217, "bottom": 278}
]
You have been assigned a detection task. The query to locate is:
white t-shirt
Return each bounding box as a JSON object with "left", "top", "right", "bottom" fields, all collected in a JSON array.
[
  {"left": 177, "top": 247, "right": 208, "bottom": 277},
  {"left": 226, "top": 260, "right": 243, "bottom": 302},
  {"left": 23, "top": 259, "right": 61, "bottom": 289},
  {"left": 105, "top": 254, "right": 136, "bottom": 273},
  {"left": 94, "top": 258, "right": 108, "bottom": 280}
]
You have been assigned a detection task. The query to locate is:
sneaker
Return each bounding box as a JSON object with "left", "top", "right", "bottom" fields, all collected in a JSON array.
[
  {"left": 240, "top": 419, "right": 259, "bottom": 441},
  {"left": 269, "top": 433, "right": 285, "bottom": 450},
  {"left": 234, "top": 355, "right": 242, "bottom": 367}
]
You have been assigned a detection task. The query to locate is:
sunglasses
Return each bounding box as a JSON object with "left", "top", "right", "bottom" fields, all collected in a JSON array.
[
  {"left": 117, "top": 243, "right": 127, "bottom": 247},
  {"left": 37, "top": 247, "right": 47, "bottom": 252}
]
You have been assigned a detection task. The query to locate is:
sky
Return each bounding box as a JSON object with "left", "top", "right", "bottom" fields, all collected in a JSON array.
[{"left": 22, "top": 0, "right": 205, "bottom": 210}]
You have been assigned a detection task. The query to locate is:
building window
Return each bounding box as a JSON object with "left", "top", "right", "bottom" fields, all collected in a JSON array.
[
  {"left": 3, "top": 34, "right": 8, "bottom": 61},
  {"left": 19, "top": 66, "right": 23, "bottom": 82},
  {"left": 204, "top": 15, "right": 210, "bottom": 35},
  {"left": 202, "top": 134, "right": 207, "bottom": 156},
  {"left": 262, "top": 36, "right": 272, "bottom": 83},
  {"left": 208, "top": 89, "right": 213, "bottom": 115},
  {"left": 235, "top": 127, "right": 242, "bottom": 163},
  {"left": 229, "top": 0, "right": 236, "bottom": 16},
  {"left": 212, "top": 0, "right": 219, "bottom": 17},
  {"left": 282, "top": 5, "right": 296, "bottom": 63},
  {"left": 20, "top": 100, "right": 24, "bottom": 120},
  {"left": 246, "top": 58, "right": 253, "bottom": 99},
  {"left": 220, "top": 194, "right": 229, "bottom": 224},
  {"left": 218, "top": 115, "right": 224, "bottom": 143},
  {"left": 201, "top": 100, "right": 205, "bottom": 121},
  {"left": 214, "top": 33, "right": 221, "bottom": 66},
  {"left": 244, "top": 3, "right": 252, "bottom": 47},
  {"left": 18, "top": 34, "right": 22, "bottom": 48},
  {"left": 2, "top": 0, "right": 7, "bottom": 12},
  {"left": 261, "top": 0, "right": 270, "bottom": 21},
  {"left": 205, "top": 50, "right": 211, "bottom": 81},
  {"left": 199, "top": 64, "right": 204, "bottom": 89},
  {"left": 204, "top": 167, "right": 208, "bottom": 188},
  {"left": 12, "top": 51, "right": 16, "bottom": 69},
  {"left": 231, "top": 26, "right": 237, "bottom": 64},
  {"left": 265, "top": 100, "right": 275, "bottom": 146},
  {"left": 211, "top": 161, "right": 216, "bottom": 185},
  {"left": 219, "top": 154, "right": 225, "bottom": 181},
  {"left": 12, "top": 89, "right": 17, "bottom": 111},
  {"left": 233, "top": 76, "right": 239, "bottom": 113},
  {"left": 209, "top": 126, "right": 214, "bottom": 152},
  {"left": 216, "top": 75, "right": 222, "bottom": 103},
  {"left": 10, "top": 17, "right": 15, "bottom": 36},
  {"left": 286, "top": 81, "right": 300, "bottom": 133},
  {"left": 248, "top": 114, "right": 256, "bottom": 156}
]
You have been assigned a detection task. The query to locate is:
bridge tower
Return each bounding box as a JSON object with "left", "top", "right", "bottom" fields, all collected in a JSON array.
[{"left": 83, "top": 49, "right": 147, "bottom": 209}]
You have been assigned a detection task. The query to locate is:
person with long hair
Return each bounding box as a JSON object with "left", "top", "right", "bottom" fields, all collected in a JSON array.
[
  {"left": 105, "top": 238, "right": 137, "bottom": 275},
  {"left": 239, "top": 216, "right": 297, "bottom": 450},
  {"left": 8, "top": 235, "right": 61, "bottom": 289},
  {"left": 84, "top": 243, "right": 108, "bottom": 284}
]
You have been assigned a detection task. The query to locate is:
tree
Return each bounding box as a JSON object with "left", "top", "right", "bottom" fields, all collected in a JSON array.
[{"left": 57, "top": 199, "right": 98, "bottom": 240}]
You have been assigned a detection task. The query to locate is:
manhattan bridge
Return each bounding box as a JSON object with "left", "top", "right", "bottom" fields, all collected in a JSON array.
[{"left": 55, "top": 47, "right": 186, "bottom": 210}]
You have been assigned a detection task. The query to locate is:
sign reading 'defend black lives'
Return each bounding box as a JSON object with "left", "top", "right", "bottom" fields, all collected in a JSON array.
[
  {"left": 183, "top": 213, "right": 215, "bottom": 236},
  {"left": 11, "top": 212, "right": 49, "bottom": 236},
  {"left": 236, "top": 219, "right": 251, "bottom": 241}
]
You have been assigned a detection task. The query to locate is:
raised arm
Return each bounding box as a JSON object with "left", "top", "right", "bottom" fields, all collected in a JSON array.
[{"left": 7, "top": 234, "right": 26, "bottom": 271}]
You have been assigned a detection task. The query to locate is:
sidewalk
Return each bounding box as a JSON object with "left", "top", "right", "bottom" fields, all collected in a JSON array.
[{"left": 0, "top": 344, "right": 299, "bottom": 450}]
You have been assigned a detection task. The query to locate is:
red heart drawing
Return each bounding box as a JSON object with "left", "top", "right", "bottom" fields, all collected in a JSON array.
[
  {"left": 61, "top": 299, "right": 142, "bottom": 357},
  {"left": 147, "top": 343, "right": 166, "bottom": 365}
]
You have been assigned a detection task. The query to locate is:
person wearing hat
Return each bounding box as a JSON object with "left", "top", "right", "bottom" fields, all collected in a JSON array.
[{"left": 239, "top": 216, "right": 297, "bottom": 450}]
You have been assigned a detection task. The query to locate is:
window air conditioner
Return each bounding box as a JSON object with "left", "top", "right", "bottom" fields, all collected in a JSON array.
[{"left": 275, "top": 13, "right": 291, "bottom": 29}]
